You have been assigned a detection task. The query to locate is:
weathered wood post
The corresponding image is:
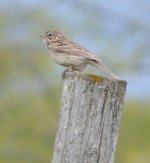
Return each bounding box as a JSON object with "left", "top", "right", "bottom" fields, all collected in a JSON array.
[{"left": 51, "top": 71, "right": 127, "bottom": 163}]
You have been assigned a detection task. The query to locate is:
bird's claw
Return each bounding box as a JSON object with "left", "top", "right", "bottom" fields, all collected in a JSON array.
[{"left": 62, "top": 67, "right": 75, "bottom": 80}]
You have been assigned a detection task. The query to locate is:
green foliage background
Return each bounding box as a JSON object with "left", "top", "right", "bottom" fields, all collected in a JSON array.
[{"left": 0, "top": 1, "right": 150, "bottom": 163}]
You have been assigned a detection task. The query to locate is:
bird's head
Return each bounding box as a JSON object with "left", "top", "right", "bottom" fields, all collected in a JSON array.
[{"left": 39, "top": 29, "right": 65, "bottom": 43}]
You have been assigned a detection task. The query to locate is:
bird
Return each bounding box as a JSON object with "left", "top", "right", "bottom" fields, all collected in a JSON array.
[{"left": 39, "top": 29, "right": 119, "bottom": 79}]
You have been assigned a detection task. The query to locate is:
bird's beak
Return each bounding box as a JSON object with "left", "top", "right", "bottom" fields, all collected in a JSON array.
[
  {"left": 39, "top": 34, "right": 47, "bottom": 42},
  {"left": 39, "top": 34, "right": 46, "bottom": 39}
]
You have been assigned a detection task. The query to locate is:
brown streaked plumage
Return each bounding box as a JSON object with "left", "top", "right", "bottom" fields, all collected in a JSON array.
[{"left": 39, "top": 29, "right": 119, "bottom": 79}]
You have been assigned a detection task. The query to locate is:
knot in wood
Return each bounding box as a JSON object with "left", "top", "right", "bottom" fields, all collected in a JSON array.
[{"left": 86, "top": 147, "right": 99, "bottom": 159}]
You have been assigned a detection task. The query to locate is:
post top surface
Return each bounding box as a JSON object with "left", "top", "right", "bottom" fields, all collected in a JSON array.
[{"left": 63, "top": 71, "right": 127, "bottom": 85}]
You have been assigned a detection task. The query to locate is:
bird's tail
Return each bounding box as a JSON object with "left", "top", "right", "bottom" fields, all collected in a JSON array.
[{"left": 89, "top": 59, "right": 120, "bottom": 80}]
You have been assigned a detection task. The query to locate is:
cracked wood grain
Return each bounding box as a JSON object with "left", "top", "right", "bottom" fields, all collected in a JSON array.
[{"left": 51, "top": 71, "right": 127, "bottom": 163}]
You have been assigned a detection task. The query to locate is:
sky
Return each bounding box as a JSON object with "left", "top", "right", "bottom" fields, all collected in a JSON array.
[{"left": 0, "top": 0, "right": 150, "bottom": 99}]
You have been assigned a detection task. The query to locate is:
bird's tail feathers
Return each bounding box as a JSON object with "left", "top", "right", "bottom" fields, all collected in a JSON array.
[{"left": 89, "top": 59, "right": 120, "bottom": 80}]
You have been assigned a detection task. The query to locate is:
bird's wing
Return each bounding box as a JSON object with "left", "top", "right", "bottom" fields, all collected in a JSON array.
[{"left": 55, "top": 41, "right": 102, "bottom": 62}]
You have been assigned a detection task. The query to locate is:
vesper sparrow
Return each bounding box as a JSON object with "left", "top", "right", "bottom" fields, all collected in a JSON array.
[{"left": 39, "top": 29, "right": 119, "bottom": 79}]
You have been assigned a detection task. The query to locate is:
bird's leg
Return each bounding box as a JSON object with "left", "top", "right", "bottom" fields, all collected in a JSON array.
[{"left": 62, "top": 66, "right": 75, "bottom": 79}]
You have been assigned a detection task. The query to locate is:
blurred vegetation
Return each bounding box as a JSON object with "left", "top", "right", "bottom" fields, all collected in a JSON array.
[
  {"left": 115, "top": 101, "right": 150, "bottom": 163},
  {"left": 0, "top": 0, "right": 150, "bottom": 163},
  {"left": 0, "top": 94, "right": 150, "bottom": 163}
]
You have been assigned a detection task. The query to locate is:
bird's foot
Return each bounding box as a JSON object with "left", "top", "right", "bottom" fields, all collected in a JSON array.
[{"left": 62, "top": 66, "right": 75, "bottom": 80}]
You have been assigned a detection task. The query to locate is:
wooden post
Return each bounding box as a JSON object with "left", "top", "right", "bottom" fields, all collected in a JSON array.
[{"left": 51, "top": 71, "right": 127, "bottom": 163}]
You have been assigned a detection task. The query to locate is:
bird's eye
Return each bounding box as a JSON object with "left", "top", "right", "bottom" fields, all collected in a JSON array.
[{"left": 48, "top": 33, "right": 52, "bottom": 37}]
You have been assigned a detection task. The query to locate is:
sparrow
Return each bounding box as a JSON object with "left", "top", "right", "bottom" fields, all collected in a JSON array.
[{"left": 39, "top": 29, "right": 119, "bottom": 79}]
